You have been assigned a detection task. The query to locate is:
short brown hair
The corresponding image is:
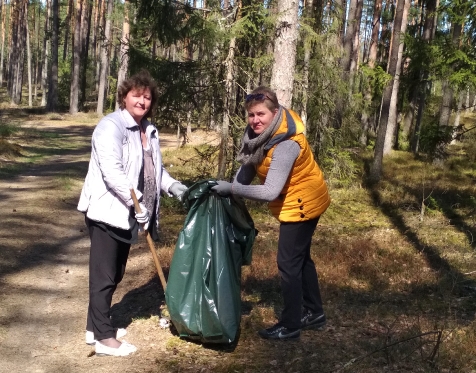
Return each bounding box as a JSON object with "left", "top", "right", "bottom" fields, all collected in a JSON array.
[
  {"left": 244, "top": 86, "right": 279, "bottom": 111},
  {"left": 117, "top": 70, "right": 159, "bottom": 117}
]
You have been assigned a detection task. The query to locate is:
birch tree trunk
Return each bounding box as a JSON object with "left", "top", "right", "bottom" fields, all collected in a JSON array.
[
  {"left": 70, "top": 0, "right": 82, "bottom": 114},
  {"left": 96, "top": 0, "right": 113, "bottom": 114},
  {"left": 116, "top": 0, "right": 130, "bottom": 110},
  {"left": 383, "top": 0, "right": 410, "bottom": 154},
  {"left": 270, "top": 0, "right": 299, "bottom": 108},
  {"left": 47, "top": 0, "right": 58, "bottom": 111},
  {"left": 369, "top": 0, "right": 409, "bottom": 183}
]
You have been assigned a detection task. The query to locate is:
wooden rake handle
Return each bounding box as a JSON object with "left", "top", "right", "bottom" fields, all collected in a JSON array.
[{"left": 130, "top": 189, "right": 167, "bottom": 291}]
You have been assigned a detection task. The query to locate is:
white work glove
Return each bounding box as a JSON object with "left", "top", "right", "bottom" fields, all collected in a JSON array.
[
  {"left": 169, "top": 182, "right": 188, "bottom": 200},
  {"left": 211, "top": 181, "right": 233, "bottom": 196},
  {"left": 135, "top": 202, "right": 150, "bottom": 230}
]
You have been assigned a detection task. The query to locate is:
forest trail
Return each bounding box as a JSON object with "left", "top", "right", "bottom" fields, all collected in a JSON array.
[{"left": 0, "top": 119, "right": 209, "bottom": 373}]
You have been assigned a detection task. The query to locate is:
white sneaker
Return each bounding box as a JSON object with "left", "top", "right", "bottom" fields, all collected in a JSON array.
[
  {"left": 95, "top": 341, "right": 137, "bottom": 357},
  {"left": 85, "top": 328, "right": 127, "bottom": 345}
]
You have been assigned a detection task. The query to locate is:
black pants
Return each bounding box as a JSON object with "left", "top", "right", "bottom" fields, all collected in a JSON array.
[
  {"left": 86, "top": 218, "right": 131, "bottom": 340},
  {"left": 277, "top": 217, "right": 324, "bottom": 330}
]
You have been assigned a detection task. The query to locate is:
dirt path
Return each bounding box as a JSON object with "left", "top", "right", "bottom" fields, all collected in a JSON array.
[{"left": 0, "top": 120, "right": 211, "bottom": 373}]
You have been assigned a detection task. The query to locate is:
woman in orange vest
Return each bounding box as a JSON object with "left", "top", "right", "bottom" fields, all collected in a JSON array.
[{"left": 212, "top": 86, "right": 331, "bottom": 340}]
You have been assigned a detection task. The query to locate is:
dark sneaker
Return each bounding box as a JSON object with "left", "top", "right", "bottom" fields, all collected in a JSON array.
[
  {"left": 301, "top": 310, "right": 326, "bottom": 330},
  {"left": 258, "top": 324, "right": 300, "bottom": 340}
]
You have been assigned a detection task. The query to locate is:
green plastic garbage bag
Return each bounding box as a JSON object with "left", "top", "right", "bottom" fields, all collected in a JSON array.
[{"left": 165, "top": 179, "right": 256, "bottom": 344}]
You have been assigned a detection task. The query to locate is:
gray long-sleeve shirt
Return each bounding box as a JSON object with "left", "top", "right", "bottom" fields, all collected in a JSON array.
[{"left": 232, "top": 140, "right": 300, "bottom": 202}]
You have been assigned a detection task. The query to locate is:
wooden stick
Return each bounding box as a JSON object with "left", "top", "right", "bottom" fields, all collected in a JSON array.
[{"left": 130, "top": 189, "right": 167, "bottom": 291}]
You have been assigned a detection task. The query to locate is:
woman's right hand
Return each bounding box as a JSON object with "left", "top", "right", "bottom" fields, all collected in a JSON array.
[{"left": 135, "top": 203, "right": 150, "bottom": 229}]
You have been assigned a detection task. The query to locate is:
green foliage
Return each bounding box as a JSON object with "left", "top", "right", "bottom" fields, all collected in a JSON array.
[
  {"left": 107, "top": 76, "right": 118, "bottom": 112},
  {"left": 360, "top": 65, "right": 392, "bottom": 101},
  {"left": 58, "top": 59, "right": 71, "bottom": 108},
  {"left": 320, "top": 147, "right": 359, "bottom": 188},
  {"left": 0, "top": 123, "right": 19, "bottom": 139},
  {"left": 418, "top": 120, "right": 455, "bottom": 159}
]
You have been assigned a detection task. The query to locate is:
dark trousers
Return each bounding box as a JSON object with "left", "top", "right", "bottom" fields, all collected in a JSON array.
[
  {"left": 277, "top": 217, "right": 324, "bottom": 329},
  {"left": 86, "top": 218, "right": 130, "bottom": 340}
]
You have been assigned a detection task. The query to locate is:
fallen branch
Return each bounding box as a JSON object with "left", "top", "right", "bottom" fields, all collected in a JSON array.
[{"left": 329, "top": 330, "right": 442, "bottom": 373}]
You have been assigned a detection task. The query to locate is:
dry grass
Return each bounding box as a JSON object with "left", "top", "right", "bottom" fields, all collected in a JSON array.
[
  {"left": 1, "top": 99, "right": 475, "bottom": 372},
  {"left": 157, "top": 121, "right": 476, "bottom": 372}
]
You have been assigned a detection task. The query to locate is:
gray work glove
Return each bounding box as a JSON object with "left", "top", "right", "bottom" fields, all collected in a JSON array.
[
  {"left": 169, "top": 182, "right": 188, "bottom": 200},
  {"left": 211, "top": 181, "right": 233, "bottom": 196},
  {"left": 135, "top": 202, "right": 150, "bottom": 230}
]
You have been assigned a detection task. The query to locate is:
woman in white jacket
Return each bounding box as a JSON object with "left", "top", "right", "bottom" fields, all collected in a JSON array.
[{"left": 78, "top": 70, "right": 187, "bottom": 357}]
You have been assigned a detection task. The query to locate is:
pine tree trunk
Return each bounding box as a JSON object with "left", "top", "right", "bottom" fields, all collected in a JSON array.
[
  {"left": 217, "top": 0, "right": 241, "bottom": 179},
  {"left": 70, "top": 0, "right": 82, "bottom": 114},
  {"left": 9, "top": 0, "right": 27, "bottom": 105},
  {"left": 80, "top": 0, "right": 92, "bottom": 107},
  {"left": 0, "top": 0, "right": 7, "bottom": 86},
  {"left": 360, "top": 0, "right": 382, "bottom": 145},
  {"left": 116, "top": 0, "right": 130, "bottom": 110},
  {"left": 270, "top": 0, "right": 299, "bottom": 107},
  {"left": 47, "top": 0, "right": 59, "bottom": 111},
  {"left": 411, "top": 0, "right": 438, "bottom": 152},
  {"left": 63, "top": 0, "right": 73, "bottom": 61},
  {"left": 383, "top": 0, "right": 410, "bottom": 154},
  {"left": 25, "top": 1, "right": 32, "bottom": 107},
  {"left": 41, "top": 0, "right": 51, "bottom": 106},
  {"left": 96, "top": 0, "right": 105, "bottom": 93},
  {"left": 368, "top": 0, "right": 382, "bottom": 69},
  {"left": 369, "top": 0, "right": 409, "bottom": 183},
  {"left": 96, "top": 0, "right": 113, "bottom": 114}
]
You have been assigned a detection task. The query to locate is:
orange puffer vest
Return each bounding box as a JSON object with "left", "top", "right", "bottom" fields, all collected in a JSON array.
[{"left": 256, "top": 109, "right": 330, "bottom": 222}]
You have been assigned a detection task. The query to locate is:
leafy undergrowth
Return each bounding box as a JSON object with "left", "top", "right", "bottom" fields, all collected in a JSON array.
[{"left": 158, "top": 144, "right": 476, "bottom": 373}]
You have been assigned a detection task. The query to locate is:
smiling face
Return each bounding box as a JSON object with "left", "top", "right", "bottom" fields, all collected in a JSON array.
[
  {"left": 247, "top": 102, "right": 278, "bottom": 135},
  {"left": 123, "top": 87, "right": 152, "bottom": 124}
]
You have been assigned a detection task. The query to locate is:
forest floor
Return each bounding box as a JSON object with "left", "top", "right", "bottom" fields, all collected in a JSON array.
[
  {"left": 0, "top": 110, "right": 221, "bottom": 373},
  {"left": 1, "top": 107, "right": 476, "bottom": 373}
]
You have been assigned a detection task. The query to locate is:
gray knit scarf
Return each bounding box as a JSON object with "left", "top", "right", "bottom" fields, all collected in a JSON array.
[{"left": 237, "top": 106, "right": 284, "bottom": 166}]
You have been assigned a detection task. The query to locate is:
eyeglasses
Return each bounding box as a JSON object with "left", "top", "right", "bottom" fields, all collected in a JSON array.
[{"left": 245, "top": 93, "right": 271, "bottom": 103}]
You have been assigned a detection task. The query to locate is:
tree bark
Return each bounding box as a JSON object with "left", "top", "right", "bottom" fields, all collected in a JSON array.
[
  {"left": 41, "top": 0, "right": 51, "bottom": 106},
  {"left": 368, "top": 0, "right": 382, "bottom": 69},
  {"left": 270, "top": 0, "right": 299, "bottom": 107},
  {"left": 70, "top": 0, "right": 82, "bottom": 114},
  {"left": 116, "top": 0, "right": 130, "bottom": 110},
  {"left": 0, "top": 0, "right": 7, "bottom": 86},
  {"left": 411, "top": 0, "right": 438, "bottom": 152},
  {"left": 25, "top": 1, "right": 32, "bottom": 107},
  {"left": 383, "top": 0, "right": 410, "bottom": 154},
  {"left": 80, "top": 0, "right": 92, "bottom": 107},
  {"left": 369, "top": 0, "right": 409, "bottom": 183},
  {"left": 8, "top": 0, "right": 27, "bottom": 105},
  {"left": 63, "top": 0, "right": 73, "bottom": 61},
  {"left": 96, "top": 0, "right": 113, "bottom": 114},
  {"left": 217, "top": 0, "right": 241, "bottom": 179},
  {"left": 47, "top": 0, "right": 59, "bottom": 111},
  {"left": 360, "top": 0, "right": 383, "bottom": 145}
]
